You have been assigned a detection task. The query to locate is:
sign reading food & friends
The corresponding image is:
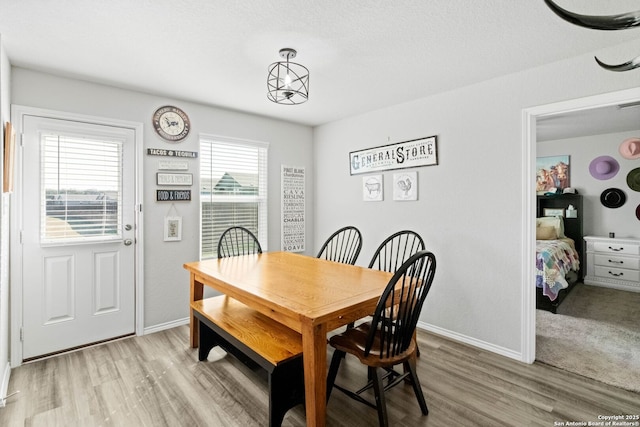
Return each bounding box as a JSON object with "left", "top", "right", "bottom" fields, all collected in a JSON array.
[
  {"left": 156, "top": 190, "right": 191, "bottom": 201},
  {"left": 349, "top": 136, "right": 437, "bottom": 175}
]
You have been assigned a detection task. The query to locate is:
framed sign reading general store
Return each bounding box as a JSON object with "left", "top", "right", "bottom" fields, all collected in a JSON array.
[{"left": 349, "top": 135, "right": 437, "bottom": 175}]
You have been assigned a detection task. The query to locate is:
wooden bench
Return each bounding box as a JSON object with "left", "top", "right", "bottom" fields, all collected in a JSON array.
[{"left": 191, "top": 295, "right": 304, "bottom": 427}]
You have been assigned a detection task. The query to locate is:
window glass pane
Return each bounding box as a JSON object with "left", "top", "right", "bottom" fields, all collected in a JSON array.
[
  {"left": 200, "top": 137, "right": 268, "bottom": 259},
  {"left": 41, "top": 134, "right": 122, "bottom": 244}
]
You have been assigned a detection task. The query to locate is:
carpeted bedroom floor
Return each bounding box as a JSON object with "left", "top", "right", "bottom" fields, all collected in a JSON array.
[{"left": 536, "top": 283, "right": 640, "bottom": 394}]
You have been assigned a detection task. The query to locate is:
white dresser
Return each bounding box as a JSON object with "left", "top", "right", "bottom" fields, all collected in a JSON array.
[{"left": 584, "top": 236, "right": 640, "bottom": 292}]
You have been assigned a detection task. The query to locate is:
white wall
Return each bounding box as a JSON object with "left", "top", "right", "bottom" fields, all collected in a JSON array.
[
  {"left": 10, "top": 67, "right": 314, "bottom": 330},
  {"left": 538, "top": 130, "right": 640, "bottom": 239},
  {"left": 313, "top": 39, "right": 640, "bottom": 356}
]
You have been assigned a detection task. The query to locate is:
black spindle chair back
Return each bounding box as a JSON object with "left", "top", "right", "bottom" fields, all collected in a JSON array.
[
  {"left": 316, "top": 226, "right": 362, "bottom": 265},
  {"left": 217, "top": 226, "right": 262, "bottom": 258},
  {"left": 368, "top": 230, "right": 425, "bottom": 273}
]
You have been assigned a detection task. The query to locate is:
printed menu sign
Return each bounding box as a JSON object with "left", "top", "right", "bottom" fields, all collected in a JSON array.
[{"left": 281, "top": 165, "right": 305, "bottom": 252}]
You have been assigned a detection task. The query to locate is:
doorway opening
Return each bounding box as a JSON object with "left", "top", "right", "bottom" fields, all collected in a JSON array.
[{"left": 521, "top": 86, "right": 640, "bottom": 364}]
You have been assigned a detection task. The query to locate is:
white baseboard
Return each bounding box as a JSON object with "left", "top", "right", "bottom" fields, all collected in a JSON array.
[
  {"left": 0, "top": 361, "right": 11, "bottom": 408},
  {"left": 143, "top": 317, "right": 189, "bottom": 335},
  {"left": 417, "top": 321, "right": 523, "bottom": 362},
  {"left": 143, "top": 318, "right": 524, "bottom": 362}
]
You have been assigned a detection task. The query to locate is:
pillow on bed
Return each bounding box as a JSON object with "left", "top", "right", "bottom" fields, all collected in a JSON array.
[
  {"left": 536, "top": 216, "right": 566, "bottom": 238},
  {"left": 536, "top": 225, "right": 557, "bottom": 240}
]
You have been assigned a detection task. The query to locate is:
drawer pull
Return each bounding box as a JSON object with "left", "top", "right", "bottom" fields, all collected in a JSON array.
[
  {"left": 608, "top": 271, "right": 624, "bottom": 277},
  {"left": 608, "top": 259, "right": 624, "bottom": 264},
  {"left": 608, "top": 246, "right": 624, "bottom": 252}
]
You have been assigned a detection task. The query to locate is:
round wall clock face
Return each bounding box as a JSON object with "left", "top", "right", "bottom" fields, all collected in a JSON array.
[{"left": 153, "top": 106, "right": 190, "bottom": 142}]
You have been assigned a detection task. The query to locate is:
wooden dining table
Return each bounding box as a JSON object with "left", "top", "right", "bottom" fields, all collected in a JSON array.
[{"left": 184, "top": 251, "right": 393, "bottom": 427}]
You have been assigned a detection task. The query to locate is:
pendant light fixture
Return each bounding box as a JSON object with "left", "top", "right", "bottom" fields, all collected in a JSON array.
[{"left": 267, "top": 48, "right": 309, "bottom": 105}]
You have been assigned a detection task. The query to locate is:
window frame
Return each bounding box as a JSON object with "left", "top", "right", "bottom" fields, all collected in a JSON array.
[{"left": 199, "top": 134, "right": 269, "bottom": 259}]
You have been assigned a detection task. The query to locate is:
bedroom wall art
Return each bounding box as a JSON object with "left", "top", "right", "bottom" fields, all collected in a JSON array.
[
  {"left": 619, "top": 137, "right": 640, "bottom": 160},
  {"left": 627, "top": 167, "right": 640, "bottom": 192},
  {"left": 600, "top": 188, "right": 626, "bottom": 209},
  {"left": 536, "top": 155, "right": 570, "bottom": 193},
  {"left": 589, "top": 156, "right": 619, "bottom": 180}
]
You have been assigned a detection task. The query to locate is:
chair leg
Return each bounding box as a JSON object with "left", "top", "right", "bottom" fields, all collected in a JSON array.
[
  {"left": 403, "top": 359, "right": 428, "bottom": 415},
  {"left": 369, "top": 367, "right": 389, "bottom": 427},
  {"left": 326, "top": 350, "right": 345, "bottom": 403}
]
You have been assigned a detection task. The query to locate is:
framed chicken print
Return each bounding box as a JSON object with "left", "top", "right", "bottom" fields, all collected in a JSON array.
[{"left": 393, "top": 171, "right": 417, "bottom": 201}]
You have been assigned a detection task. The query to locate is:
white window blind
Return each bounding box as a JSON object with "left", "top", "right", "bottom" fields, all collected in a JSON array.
[
  {"left": 200, "top": 136, "right": 268, "bottom": 259},
  {"left": 41, "top": 134, "right": 123, "bottom": 244}
]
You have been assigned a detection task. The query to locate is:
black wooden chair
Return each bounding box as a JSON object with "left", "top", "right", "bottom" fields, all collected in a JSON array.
[
  {"left": 316, "top": 226, "right": 362, "bottom": 265},
  {"left": 368, "top": 230, "right": 425, "bottom": 272},
  {"left": 217, "top": 226, "right": 262, "bottom": 258},
  {"left": 369, "top": 230, "right": 426, "bottom": 353},
  {"left": 326, "top": 250, "right": 436, "bottom": 427}
]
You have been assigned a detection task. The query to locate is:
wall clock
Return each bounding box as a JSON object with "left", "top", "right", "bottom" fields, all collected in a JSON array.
[{"left": 152, "top": 106, "right": 190, "bottom": 142}]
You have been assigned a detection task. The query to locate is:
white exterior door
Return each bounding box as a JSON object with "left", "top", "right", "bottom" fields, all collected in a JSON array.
[{"left": 21, "top": 115, "right": 136, "bottom": 360}]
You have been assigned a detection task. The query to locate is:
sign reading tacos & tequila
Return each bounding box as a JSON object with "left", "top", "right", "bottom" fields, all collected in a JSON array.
[{"left": 349, "top": 136, "right": 437, "bottom": 175}]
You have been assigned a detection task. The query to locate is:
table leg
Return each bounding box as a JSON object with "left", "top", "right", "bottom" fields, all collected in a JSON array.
[
  {"left": 301, "top": 321, "right": 327, "bottom": 427},
  {"left": 190, "top": 274, "right": 203, "bottom": 348}
]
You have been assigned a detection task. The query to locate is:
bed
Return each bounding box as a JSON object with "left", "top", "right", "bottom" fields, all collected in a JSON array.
[
  {"left": 536, "top": 237, "right": 579, "bottom": 303},
  {"left": 536, "top": 195, "right": 583, "bottom": 313}
]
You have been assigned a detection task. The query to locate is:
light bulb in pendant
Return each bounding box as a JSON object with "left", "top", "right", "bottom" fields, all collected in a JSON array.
[
  {"left": 284, "top": 72, "right": 292, "bottom": 88},
  {"left": 282, "top": 72, "right": 294, "bottom": 99}
]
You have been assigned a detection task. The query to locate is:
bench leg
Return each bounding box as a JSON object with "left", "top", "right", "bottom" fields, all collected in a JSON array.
[
  {"left": 268, "top": 357, "right": 305, "bottom": 427},
  {"left": 198, "top": 319, "right": 218, "bottom": 361}
]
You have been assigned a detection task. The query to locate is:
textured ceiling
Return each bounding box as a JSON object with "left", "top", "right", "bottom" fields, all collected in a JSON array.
[
  {"left": 0, "top": 0, "right": 639, "bottom": 128},
  {"left": 537, "top": 103, "right": 640, "bottom": 142}
]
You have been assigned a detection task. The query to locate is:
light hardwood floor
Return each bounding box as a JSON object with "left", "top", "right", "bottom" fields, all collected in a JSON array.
[{"left": 1, "top": 326, "right": 638, "bottom": 426}]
